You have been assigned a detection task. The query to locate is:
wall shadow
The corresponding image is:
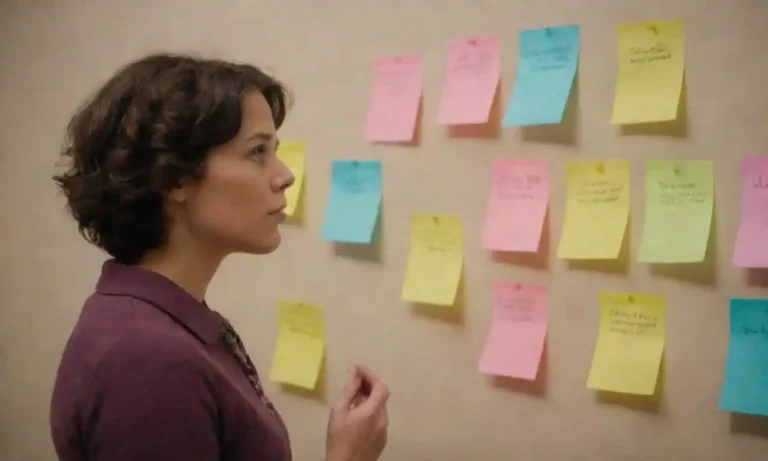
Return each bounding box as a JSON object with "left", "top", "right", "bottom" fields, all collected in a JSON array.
[
  {"left": 731, "top": 412, "right": 768, "bottom": 438},
  {"left": 595, "top": 354, "right": 665, "bottom": 414},
  {"left": 490, "top": 341, "right": 548, "bottom": 397},
  {"left": 520, "top": 73, "right": 580, "bottom": 146},
  {"left": 747, "top": 268, "right": 768, "bottom": 288},
  {"left": 448, "top": 82, "right": 502, "bottom": 139},
  {"left": 412, "top": 270, "right": 465, "bottom": 325},
  {"left": 649, "top": 209, "right": 717, "bottom": 286},
  {"left": 620, "top": 73, "right": 688, "bottom": 138},
  {"left": 491, "top": 209, "right": 550, "bottom": 270},
  {"left": 332, "top": 207, "right": 384, "bottom": 263},
  {"left": 567, "top": 218, "right": 630, "bottom": 274}
]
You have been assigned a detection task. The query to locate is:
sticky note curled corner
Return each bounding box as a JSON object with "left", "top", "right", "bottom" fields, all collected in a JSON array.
[
  {"left": 720, "top": 298, "right": 768, "bottom": 417},
  {"left": 321, "top": 160, "right": 382, "bottom": 244},
  {"left": 733, "top": 157, "right": 768, "bottom": 268},
  {"left": 276, "top": 141, "right": 306, "bottom": 217},
  {"left": 638, "top": 160, "right": 714, "bottom": 263},
  {"left": 402, "top": 213, "right": 464, "bottom": 306},
  {"left": 557, "top": 160, "right": 630, "bottom": 260},
  {"left": 269, "top": 300, "right": 325, "bottom": 390},
  {"left": 611, "top": 19, "right": 685, "bottom": 125},
  {"left": 479, "top": 282, "right": 548, "bottom": 380},
  {"left": 587, "top": 292, "right": 665, "bottom": 395}
]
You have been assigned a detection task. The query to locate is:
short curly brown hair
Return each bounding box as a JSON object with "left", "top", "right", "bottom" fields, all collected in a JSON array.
[{"left": 53, "top": 53, "right": 290, "bottom": 264}]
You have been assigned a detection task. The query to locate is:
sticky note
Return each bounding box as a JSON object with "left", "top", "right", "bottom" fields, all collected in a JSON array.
[
  {"left": 321, "top": 160, "right": 382, "bottom": 244},
  {"left": 587, "top": 292, "right": 665, "bottom": 395},
  {"left": 720, "top": 298, "right": 768, "bottom": 416},
  {"left": 503, "top": 25, "right": 580, "bottom": 126},
  {"left": 638, "top": 161, "right": 714, "bottom": 263},
  {"left": 733, "top": 157, "right": 768, "bottom": 268},
  {"left": 402, "top": 213, "right": 463, "bottom": 306},
  {"left": 479, "top": 282, "right": 548, "bottom": 380},
  {"left": 437, "top": 36, "right": 501, "bottom": 125},
  {"left": 482, "top": 158, "right": 549, "bottom": 252},
  {"left": 557, "top": 160, "right": 630, "bottom": 259},
  {"left": 270, "top": 300, "right": 325, "bottom": 390},
  {"left": 611, "top": 19, "right": 685, "bottom": 124},
  {"left": 364, "top": 55, "right": 423, "bottom": 142},
  {"left": 276, "top": 141, "right": 305, "bottom": 217}
]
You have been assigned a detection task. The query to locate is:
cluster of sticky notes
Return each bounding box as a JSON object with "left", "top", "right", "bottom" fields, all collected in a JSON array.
[
  {"left": 364, "top": 19, "right": 686, "bottom": 143},
  {"left": 269, "top": 301, "right": 325, "bottom": 390}
]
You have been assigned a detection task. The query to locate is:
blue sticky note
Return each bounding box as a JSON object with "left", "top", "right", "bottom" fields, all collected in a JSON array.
[
  {"left": 502, "top": 25, "right": 580, "bottom": 127},
  {"left": 720, "top": 298, "right": 768, "bottom": 416},
  {"left": 321, "top": 160, "right": 382, "bottom": 244}
]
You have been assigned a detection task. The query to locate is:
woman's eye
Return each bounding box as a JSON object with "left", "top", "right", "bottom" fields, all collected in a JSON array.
[{"left": 251, "top": 145, "right": 268, "bottom": 157}]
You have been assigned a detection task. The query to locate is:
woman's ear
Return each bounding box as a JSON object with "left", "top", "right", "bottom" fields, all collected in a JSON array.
[{"left": 167, "top": 186, "right": 188, "bottom": 204}]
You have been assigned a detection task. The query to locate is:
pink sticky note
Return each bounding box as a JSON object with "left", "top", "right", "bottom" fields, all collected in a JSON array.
[
  {"left": 436, "top": 36, "right": 501, "bottom": 125},
  {"left": 482, "top": 158, "right": 549, "bottom": 252},
  {"left": 479, "top": 282, "right": 548, "bottom": 381},
  {"left": 364, "top": 55, "right": 423, "bottom": 142},
  {"left": 733, "top": 156, "right": 768, "bottom": 267}
]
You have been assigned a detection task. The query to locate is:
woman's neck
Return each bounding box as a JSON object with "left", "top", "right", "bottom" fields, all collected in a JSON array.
[{"left": 139, "top": 245, "right": 224, "bottom": 302}]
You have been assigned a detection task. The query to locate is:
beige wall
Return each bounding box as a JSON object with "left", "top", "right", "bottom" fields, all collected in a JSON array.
[{"left": 2, "top": 0, "right": 768, "bottom": 460}]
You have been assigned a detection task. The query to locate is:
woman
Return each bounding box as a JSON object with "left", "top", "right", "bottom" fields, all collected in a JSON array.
[{"left": 49, "top": 53, "right": 389, "bottom": 461}]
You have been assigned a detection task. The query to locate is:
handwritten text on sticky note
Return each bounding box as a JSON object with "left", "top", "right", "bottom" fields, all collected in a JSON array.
[
  {"left": 321, "top": 160, "right": 382, "bottom": 244},
  {"left": 276, "top": 141, "right": 306, "bottom": 217},
  {"left": 503, "top": 25, "right": 579, "bottom": 126},
  {"left": 720, "top": 298, "right": 768, "bottom": 416},
  {"left": 269, "top": 301, "right": 325, "bottom": 390},
  {"left": 638, "top": 160, "right": 714, "bottom": 263},
  {"left": 612, "top": 19, "right": 685, "bottom": 124},
  {"left": 402, "top": 213, "right": 463, "bottom": 306},
  {"left": 479, "top": 282, "right": 548, "bottom": 380},
  {"left": 482, "top": 158, "right": 549, "bottom": 252},
  {"left": 733, "top": 157, "right": 768, "bottom": 268},
  {"left": 364, "top": 55, "right": 423, "bottom": 142},
  {"left": 437, "top": 36, "right": 501, "bottom": 125},
  {"left": 557, "top": 161, "right": 630, "bottom": 259},
  {"left": 587, "top": 292, "right": 665, "bottom": 395}
]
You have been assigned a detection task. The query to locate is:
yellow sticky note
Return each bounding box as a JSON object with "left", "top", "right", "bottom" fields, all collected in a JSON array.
[
  {"left": 557, "top": 160, "right": 630, "bottom": 259},
  {"left": 269, "top": 300, "right": 324, "bottom": 390},
  {"left": 276, "top": 141, "right": 306, "bottom": 217},
  {"left": 587, "top": 292, "right": 665, "bottom": 395},
  {"left": 611, "top": 19, "right": 685, "bottom": 124},
  {"left": 638, "top": 161, "right": 714, "bottom": 263},
  {"left": 402, "top": 213, "right": 463, "bottom": 306}
]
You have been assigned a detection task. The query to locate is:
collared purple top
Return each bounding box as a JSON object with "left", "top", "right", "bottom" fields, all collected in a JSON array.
[{"left": 50, "top": 260, "right": 292, "bottom": 461}]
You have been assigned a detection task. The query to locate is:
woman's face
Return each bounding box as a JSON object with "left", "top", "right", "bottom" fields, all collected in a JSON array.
[{"left": 173, "top": 91, "right": 295, "bottom": 256}]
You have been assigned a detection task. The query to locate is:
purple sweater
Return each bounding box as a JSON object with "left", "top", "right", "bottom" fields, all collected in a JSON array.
[{"left": 50, "top": 260, "right": 292, "bottom": 461}]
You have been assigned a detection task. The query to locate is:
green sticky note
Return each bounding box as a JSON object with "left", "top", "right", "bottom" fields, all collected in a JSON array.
[
  {"left": 720, "top": 298, "right": 768, "bottom": 416},
  {"left": 321, "top": 160, "right": 382, "bottom": 244},
  {"left": 638, "top": 160, "right": 714, "bottom": 263}
]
